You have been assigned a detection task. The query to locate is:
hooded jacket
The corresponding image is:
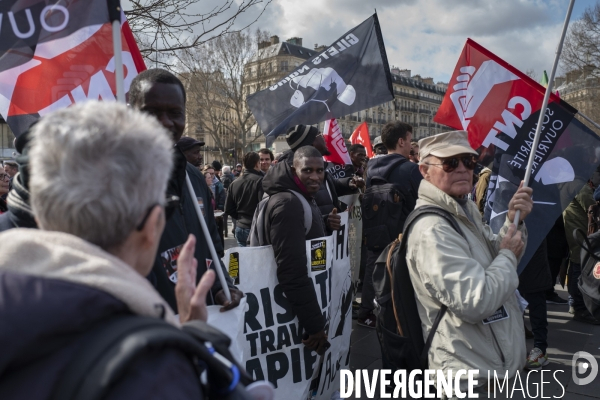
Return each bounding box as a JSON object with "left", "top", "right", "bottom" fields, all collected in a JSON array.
[
  {"left": 261, "top": 162, "right": 326, "bottom": 334},
  {"left": 151, "top": 148, "right": 232, "bottom": 313},
  {"left": 278, "top": 149, "right": 356, "bottom": 216},
  {"left": 406, "top": 180, "right": 527, "bottom": 388},
  {"left": 0, "top": 229, "right": 201, "bottom": 400},
  {"left": 366, "top": 153, "right": 422, "bottom": 231},
  {"left": 225, "top": 168, "right": 264, "bottom": 229}
]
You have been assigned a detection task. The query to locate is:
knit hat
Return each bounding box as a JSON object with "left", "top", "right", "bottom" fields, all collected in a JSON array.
[
  {"left": 285, "top": 125, "right": 319, "bottom": 151},
  {"left": 211, "top": 160, "right": 222, "bottom": 171}
]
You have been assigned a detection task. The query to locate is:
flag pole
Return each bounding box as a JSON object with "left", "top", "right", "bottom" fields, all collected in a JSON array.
[
  {"left": 513, "top": 0, "right": 575, "bottom": 225},
  {"left": 107, "top": 0, "right": 126, "bottom": 103},
  {"left": 577, "top": 111, "right": 600, "bottom": 131},
  {"left": 185, "top": 173, "right": 232, "bottom": 302}
]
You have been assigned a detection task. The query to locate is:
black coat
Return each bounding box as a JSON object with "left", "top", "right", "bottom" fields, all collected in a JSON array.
[
  {"left": 0, "top": 272, "right": 201, "bottom": 400},
  {"left": 518, "top": 238, "right": 553, "bottom": 294},
  {"left": 224, "top": 168, "right": 264, "bottom": 229},
  {"left": 262, "top": 162, "right": 326, "bottom": 335},
  {"left": 150, "top": 148, "right": 232, "bottom": 313},
  {"left": 365, "top": 153, "right": 422, "bottom": 231}
]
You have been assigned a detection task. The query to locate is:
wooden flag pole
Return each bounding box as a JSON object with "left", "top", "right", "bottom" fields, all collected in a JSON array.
[
  {"left": 107, "top": 0, "right": 125, "bottom": 103},
  {"left": 513, "top": 0, "right": 575, "bottom": 225}
]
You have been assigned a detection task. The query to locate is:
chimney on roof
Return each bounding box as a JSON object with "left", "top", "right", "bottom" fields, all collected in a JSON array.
[
  {"left": 270, "top": 35, "right": 279, "bottom": 45},
  {"left": 314, "top": 44, "right": 327, "bottom": 53},
  {"left": 391, "top": 67, "right": 401, "bottom": 75},
  {"left": 287, "top": 37, "right": 303, "bottom": 47},
  {"left": 423, "top": 77, "right": 434, "bottom": 85}
]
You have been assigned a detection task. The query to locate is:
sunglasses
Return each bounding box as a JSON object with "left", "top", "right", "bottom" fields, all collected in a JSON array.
[
  {"left": 426, "top": 155, "right": 477, "bottom": 173},
  {"left": 136, "top": 195, "right": 180, "bottom": 231}
]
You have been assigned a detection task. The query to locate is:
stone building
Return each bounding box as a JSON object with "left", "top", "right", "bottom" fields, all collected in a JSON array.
[
  {"left": 555, "top": 67, "right": 600, "bottom": 134},
  {"left": 242, "top": 35, "right": 450, "bottom": 153}
]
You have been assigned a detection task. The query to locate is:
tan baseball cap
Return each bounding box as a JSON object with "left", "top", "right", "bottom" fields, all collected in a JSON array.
[{"left": 418, "top": 130, "right": 477, "bottom": 161}]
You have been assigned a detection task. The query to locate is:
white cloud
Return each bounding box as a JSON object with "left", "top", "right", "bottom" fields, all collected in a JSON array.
[{"left": 250, "top": 0, "right": 573, "bottom": 83}]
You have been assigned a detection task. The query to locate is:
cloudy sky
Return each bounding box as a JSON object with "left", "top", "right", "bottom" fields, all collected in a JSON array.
[{"left": 206, "top": 0, "right": 594, "bottom": 83}]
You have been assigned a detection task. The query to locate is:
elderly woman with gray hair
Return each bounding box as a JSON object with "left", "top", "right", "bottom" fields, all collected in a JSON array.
[{"left": 0, "top": 102, "right": 216, "bottom": 398}]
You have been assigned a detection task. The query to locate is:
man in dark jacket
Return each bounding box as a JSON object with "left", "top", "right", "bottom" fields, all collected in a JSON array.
[
  {"left": 129, "top": 68, "right": 242, "bottom": 313},
  {"left": 358, "top": 121, "right": 422, "bottom": 328},
  {"left": 278, "top": 124, "right": 356, "bottom": 225},
  {"left": 261, "top": 146, "right": 333, "bottom": 355},
  {"left": 225, "top": 151, "right": 264, "bottom": 246}
]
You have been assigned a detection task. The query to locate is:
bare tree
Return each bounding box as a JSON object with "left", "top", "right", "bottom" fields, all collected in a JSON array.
[
  {"left": 181, "top": 29, "right": 272, "bottom": 161},
  {"left": 562, "top": 3, "right": 600, "bottom": 77},
  {"left": 124, "top": 0, "right": 271, "bottom": 68}
]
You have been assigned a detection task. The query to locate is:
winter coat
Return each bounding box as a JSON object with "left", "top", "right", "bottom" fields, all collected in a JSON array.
[
  {"left": 563, "top": 184, "right": 595, "bottom": 264},
  {"left": 212, "top": 179, "right": 226, "bottom": 211},
  {"left": 365, "top": 153, "right": 422, "bottom": 231},
  {"left": 224, "top": 168, "right": 264, "bottom": 229},
  {"left": 278, "top": 149, "right": 356, "bottom": 216},
  {"left": 406, "top": 179, "right": 527, "bottom": 387},
  {"left": 150, "top": 148, "right": 232, "bottom": 313},
  {"left": 261, "top": 161, "right": 326, "bottom": 335},
  {"left": 0, "top": 229, "right": 201, "bottom": 400},
  {"left": 221, "top": 173, "right": 235, "bottom": 191}
]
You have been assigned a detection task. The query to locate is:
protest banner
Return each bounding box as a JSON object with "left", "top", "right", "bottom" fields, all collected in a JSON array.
[
  {"left": 0, "top": 1, "right": 145, "bottom": 137},
  {"left": 339, "top": 194, "right": 363, "bottom": 287},
  {"left": 209, "top": 212, "right": 352, "bottom": 400}
]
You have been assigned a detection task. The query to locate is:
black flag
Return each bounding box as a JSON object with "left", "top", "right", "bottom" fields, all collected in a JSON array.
[{"left": 247, "top": 14, "right": 394, "bottom": 146}]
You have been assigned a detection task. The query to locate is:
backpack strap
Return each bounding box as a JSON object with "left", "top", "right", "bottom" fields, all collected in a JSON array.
[
  {"left": 393, "top": 205, "right": 465, "bottom": 369},
  {"left": 52, "top": 315, "right": 251, "bottom": 400},
  {"left": 289, "top": 190, "right": 312, "bottom": 235}
]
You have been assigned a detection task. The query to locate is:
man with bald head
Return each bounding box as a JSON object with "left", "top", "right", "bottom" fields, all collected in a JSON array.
[{"left": 129, "top": 68, "right": 242, "bottom": 312}]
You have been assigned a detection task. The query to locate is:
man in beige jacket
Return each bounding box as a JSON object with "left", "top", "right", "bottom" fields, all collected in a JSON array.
[{"left": 406, "top": 130, "right": 533, "bottom": 398}]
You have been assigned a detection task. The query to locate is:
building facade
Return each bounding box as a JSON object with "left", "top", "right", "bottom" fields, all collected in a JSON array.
[{"left": 555, "top": 67, "right": 600, "bottom": 134}]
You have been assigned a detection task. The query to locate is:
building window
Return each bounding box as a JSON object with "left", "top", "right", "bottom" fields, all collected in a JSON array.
[{"left": 280, "top": 61, "right": 288, "bottom": 71}]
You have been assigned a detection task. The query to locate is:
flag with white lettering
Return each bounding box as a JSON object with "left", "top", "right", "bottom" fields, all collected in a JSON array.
[
  {"left": 247, "top": 14, "right": 393, "bottom": 147},
  {"left": 323, "top": 119, "right": 351, "bottom": 166},
  {"left": 0, "top": 1, "right": 146, "bottom": 137},
  {"left": 434, "top": 39, "right": 600, "bottom": 272}
]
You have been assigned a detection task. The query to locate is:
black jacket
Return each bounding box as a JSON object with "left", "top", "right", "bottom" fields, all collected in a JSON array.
[
  {"left": 150, "top": 148, "right": 232, "bottom": 312},
  {"left": 518, "top": 238, "right": 553, "bottom": 294},
  {"left": 0, "top": 272, "right": 201, "bottom": 400},
  {"left": 262, "top": 162, "right": 326, "bottom": 335},
  {"left": 278, "top": 149, "right": 356, "bottom": 216},
  {"left": 224, "top": 168, "right": 264, "bottom": 229},
  {"left": 366, "top": 153, "right": 422, "bottom": 230}
]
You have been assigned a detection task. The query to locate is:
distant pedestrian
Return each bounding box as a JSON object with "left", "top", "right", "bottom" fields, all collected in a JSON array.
[{"left": 258, "top": 148, "right": 274, "bottom": 174}]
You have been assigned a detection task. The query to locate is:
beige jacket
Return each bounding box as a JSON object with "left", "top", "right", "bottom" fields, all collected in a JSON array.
[
  {"left": 0, "top": 228, "right": 179, "bottom": 326},
  {"left": 406, "top": 180, "right": 527, "bottom": 384}
]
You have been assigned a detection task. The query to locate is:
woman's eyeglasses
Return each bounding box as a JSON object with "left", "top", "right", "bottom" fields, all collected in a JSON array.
[
  {"left": 136, "top": 195, "right": 180, "bottom": 231},
  {"left": 425, "top": 155, "right": 477, "bottom": 173},
  {"left": 0, "top": 174, "right": 9, "bottom": 181}
]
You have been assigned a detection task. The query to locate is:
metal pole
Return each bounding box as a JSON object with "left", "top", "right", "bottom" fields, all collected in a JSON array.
[
  {"left": 513, "top": 0, "right": 575, "bottom": 225},
  {"left": 577, "top": 111, "right": 600, "bottom": 131},
  {"left": 107, "top": 0, "right": 125, "bottom": 103},
  {"left": 185, "top": 173, "right": 232, "bottom": 302}
]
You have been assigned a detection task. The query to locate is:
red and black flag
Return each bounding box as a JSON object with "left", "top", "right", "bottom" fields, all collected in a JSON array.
[
  {"left": 434, "top": 39, "right": 600, "bottom": 272},
  {"left": 0, "top": 1, "right": 146, "bottom": 137}
]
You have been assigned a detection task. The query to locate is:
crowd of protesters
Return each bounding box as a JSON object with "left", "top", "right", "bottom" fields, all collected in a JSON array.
[{"left": 1, "top": 67, "right": 599, "bottom": 399}]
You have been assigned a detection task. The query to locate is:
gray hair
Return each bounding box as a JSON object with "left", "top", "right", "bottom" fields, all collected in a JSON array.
[
  {"left": 222, "top": 166, "right": 231, "bottom": 174},
  {"left": 29, "top": 101, "right": 173, "bottom": 250}
]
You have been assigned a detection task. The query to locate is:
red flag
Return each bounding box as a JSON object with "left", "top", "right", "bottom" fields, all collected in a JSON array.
[
  {"left": 350, "top": 122, "right": 373, "bottom": 157},
  {"left": 434, "top": 39, "right": 563, "bottom": 150},
  {"left": 0, "top": 5, "right": 146, "bottom": 137},
  {"left": 323, "top": 119, "right": 352, "bottom": 165}
]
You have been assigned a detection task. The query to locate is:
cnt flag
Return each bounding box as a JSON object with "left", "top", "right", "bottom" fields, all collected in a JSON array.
[
  {"left": 0, "top": 1, "right": 146, "bottom": 137},
  {"left": 247, "top": 14, "right": 394, "bottom": 147},
  {"left": 350, "top": 122, "right": 373, "bottom": 158},
  {"left": 323, "top": 119, "right": 352, "bottom": 166},
  {"left": 434, "top": 38, "right": 600, "bottom": 272}
]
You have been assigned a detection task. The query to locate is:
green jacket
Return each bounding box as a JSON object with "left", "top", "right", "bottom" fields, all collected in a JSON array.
[{"left": 563, "top": 184, "right": 595, "bottom": 263}]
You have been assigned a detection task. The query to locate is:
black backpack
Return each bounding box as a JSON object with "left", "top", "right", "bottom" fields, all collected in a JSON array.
[
  {"left": 373, "top": 206, "right": 464, "bottom": 372},
  {"left": 362, "top": 158, "right": 408, "bottom": 251},
  {"left": 51, "top": 315, "right": 255, "bottom": 400},
  {"left": 576, "top": 229, "right": 600, "bottom": 318}
]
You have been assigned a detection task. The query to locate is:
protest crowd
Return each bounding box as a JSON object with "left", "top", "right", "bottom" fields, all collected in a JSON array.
[{"left": 2, "top": 2, "right": 600, "bottom": 400}]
